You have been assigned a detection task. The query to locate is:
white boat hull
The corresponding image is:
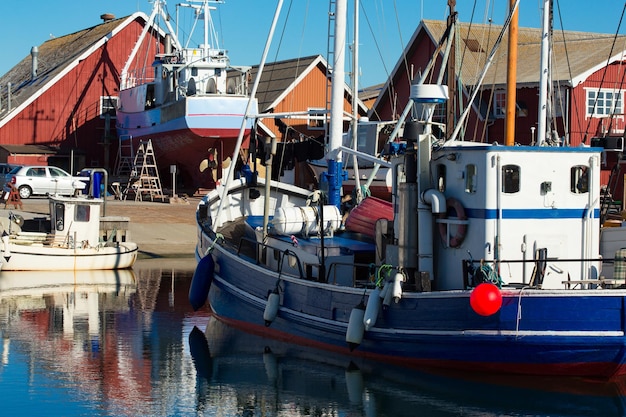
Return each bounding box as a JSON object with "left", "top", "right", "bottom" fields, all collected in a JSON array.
[{"left": 1, "top": 242, "right": 138, "bottom": 271}]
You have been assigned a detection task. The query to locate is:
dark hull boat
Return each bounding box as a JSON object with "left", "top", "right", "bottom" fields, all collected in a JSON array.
[{"left": 192, "top": 0, "right": 626, "bottom": 379}]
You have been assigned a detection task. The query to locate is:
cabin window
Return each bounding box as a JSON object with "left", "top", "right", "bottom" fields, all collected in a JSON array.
[
  {"left": 54, "top": 203, "right": 64, "bottom": 231},
  {"left": 191, "top": 67, "right": 198, "bottom": 77},
  {"left": 465, "top": 164, "right": 477, "bottom": 193},
  {"left": 75, "top": 205, "right": 91, "bottom": 223},
  {"left": 99, "top": 96, "right": 118, "bottom": 119},
  {"left": 571, "top": 165, "right": 589, "bottom": 194},
  {"left": 308, "top": 108, "right": 326, "bottom": 130},
  {"left": 436, "top": 164, "right": 446, "bottom": 192},
  {"left": 502, "top": 164, "right": 520, "bottom": 193},
  {"left": 587, "top": 89, "right": 623, "bottom": 117}
]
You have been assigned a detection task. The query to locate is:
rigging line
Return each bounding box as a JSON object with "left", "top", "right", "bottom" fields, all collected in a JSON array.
[
  {"left": 257, "top": 0, "right": 294, "bottom": 110},
  {"left": 582, "top": 1, "right": 626, "bottom": 143},
  {"left": 391, "top": 0, "right": 411, "bottom": 89},
  {"left": 554, "top": 0, "right": 580, "bottom": 144},
  {"left": 284, "top": 0, "right": 310, "bottom": 115},
  {"left": 359, "top": 5, "right": 392, "bottom": 90}
]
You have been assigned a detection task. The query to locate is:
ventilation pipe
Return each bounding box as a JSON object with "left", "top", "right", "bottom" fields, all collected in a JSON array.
[
  {"left": 100, "top": 13, "right": 115, "bottom": 22},
  {"left": 30, "top": 46, "right": 38, "bottom": 79}
]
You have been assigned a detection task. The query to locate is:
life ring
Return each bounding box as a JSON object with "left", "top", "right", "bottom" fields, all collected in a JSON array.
[{"left": 438, "top": 197, "right": 467, "bottom": 248}]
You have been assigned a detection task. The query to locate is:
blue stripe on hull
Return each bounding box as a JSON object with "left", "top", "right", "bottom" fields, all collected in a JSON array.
[{"left": 467, "top": 207, "right": 600, "bottom": 220}]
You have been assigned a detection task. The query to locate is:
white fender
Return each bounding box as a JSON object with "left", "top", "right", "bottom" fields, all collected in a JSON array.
[
  {"left": 346, "top": 301, "right": 366, "bottom": 350},
  {"left": 363, "top": 287, "right": 381, "bottom": 331},
  {"left": 263, "top": 289, "right": 280, "bottom": 326},
  {"left": 392, "top": 272, "right": 405, "bottom": 303}
]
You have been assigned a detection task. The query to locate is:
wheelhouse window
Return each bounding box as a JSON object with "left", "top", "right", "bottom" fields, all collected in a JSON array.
[
  {"left": 75, "top": 205, "right": 91, "bottom": 222},
  {"left": 465, "top": 164, "right": 477, "bottom": 193},
  {"left": 308, "top": 108, "right": 326, "bottom": 130},
  {"left": 570, "top": 165, "right": 589, "bottom": 194},
  {"left": 100, "top": 96, "right": 118, "bottom": 119},
  {"left": 436, "top": 164, "right": 446, "bottom": 192},
  {"left": 587, "top": 89, "right": 623, "bottom": 117},
  {"left": 502, "top": 164, "right": 520, "bottom": 194}
]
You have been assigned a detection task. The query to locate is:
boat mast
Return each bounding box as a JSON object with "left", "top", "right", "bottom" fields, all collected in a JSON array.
[
  {"left": 536, "top": 0, "right": 551, "bottom": 146},
  {"left": 326, "top": 0, "right": 348, "bottom": 208},
  {"left": 504, "top": 0, "right": 518, "bottom": 146}
]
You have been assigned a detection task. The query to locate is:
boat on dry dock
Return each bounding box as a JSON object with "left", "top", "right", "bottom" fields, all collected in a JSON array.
[{"left": 116, "top": 0, "right": 257, "bottom": 191}]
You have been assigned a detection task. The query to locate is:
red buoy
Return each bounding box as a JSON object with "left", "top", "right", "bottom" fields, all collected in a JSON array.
[{"left": 470, "top": 283, "right": 502, "bottom": 316}]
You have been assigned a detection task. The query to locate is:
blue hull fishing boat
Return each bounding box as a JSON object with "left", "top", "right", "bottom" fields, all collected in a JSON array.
[{"left": 192, "top": 0, "right": 626, "bottom": 378}]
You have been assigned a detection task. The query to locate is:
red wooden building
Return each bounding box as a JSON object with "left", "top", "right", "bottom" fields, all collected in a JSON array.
[
  {"left": 0, "top": 12, "right": 167, "bottom": 175},
  {"left": 370, "top": 19, "right": 626, "bottom": 201}
]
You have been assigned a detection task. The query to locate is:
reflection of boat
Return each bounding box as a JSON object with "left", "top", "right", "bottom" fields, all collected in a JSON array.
[
  {"left": 189, "top": 316, "right": 626, "bottom": 416},
  {"left": 194, "top": 0, "right": 626, "bottom": 379},
  {"left": 116, "top": 0, "right": 257, "bottom": 190},
  {"left": 0, "top": 195, "right": 137, "bottom": 270},
  {"left": 0, "top": 269, "right": 136, "bottom": 298}
]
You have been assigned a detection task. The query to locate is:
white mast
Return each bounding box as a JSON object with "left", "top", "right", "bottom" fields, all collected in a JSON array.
[
  {"left": 326, "top": 0, "right": 348, "bottom": 208},
  {"left": 536, "top": 0, "right": 550, "bottom": 146}
]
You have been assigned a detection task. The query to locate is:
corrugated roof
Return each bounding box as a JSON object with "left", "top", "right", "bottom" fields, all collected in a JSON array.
[
  {"left": 0, "top": 16, "right": 132, "bottom": 118},
  {"left": 422, "top": 19, "right": 626, "bottom": 87}
]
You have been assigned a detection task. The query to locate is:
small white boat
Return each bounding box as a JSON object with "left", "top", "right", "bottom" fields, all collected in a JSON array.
[{"left": 0, "top": 195, "right": 138, "bottom": 271}]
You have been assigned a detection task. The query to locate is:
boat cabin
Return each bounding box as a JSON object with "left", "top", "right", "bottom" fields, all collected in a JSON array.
[{"left": 430, "top": 143, "right": 602, "bottom": 290}]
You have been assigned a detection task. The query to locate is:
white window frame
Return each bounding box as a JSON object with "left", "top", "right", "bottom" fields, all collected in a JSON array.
[
  {"left": 492, "top": 90, "right": 507, "bottom": 118},
  {"left": 307, "top": 107, "right": 326, "bottom": 130},
  {"left": 586, "top": 88, "right": 624, "bottom": 117},
  {"left": 100, "top": 96, "right": 118, "bottom": 119}
]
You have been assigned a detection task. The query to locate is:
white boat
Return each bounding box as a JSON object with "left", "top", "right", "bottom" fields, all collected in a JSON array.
[
  {"left": 0, "top": 195, "right": 138, "bottom": 270},
  {"left": 192, "top": 0, "right": 626, "bottom": 378},
  {"left": 116, "top": 0, "right": 257, "bottom": 191}
]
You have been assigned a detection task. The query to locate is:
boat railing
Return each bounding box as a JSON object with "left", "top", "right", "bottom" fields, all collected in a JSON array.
[
  {"left": 237, "top": 236, "right": 306, "bottom": 280},
  {"left": 121, "top": 68, "right": 155, "bottom": 90},
  {"left": 463, "top": 256, "right": 616, "bottom": 290}
]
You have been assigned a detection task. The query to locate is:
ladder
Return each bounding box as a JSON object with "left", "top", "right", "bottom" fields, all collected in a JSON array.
[
  {"left": 114, "top": 135, "right": 135, "bottom": 178},
  {"left": 123, "top": 139, "right": 164, "bottom": 201}
]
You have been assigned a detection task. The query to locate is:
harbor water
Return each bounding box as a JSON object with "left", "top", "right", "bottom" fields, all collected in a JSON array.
[{"left": 0, "top": 258, "right": 625, "bottom": 417}]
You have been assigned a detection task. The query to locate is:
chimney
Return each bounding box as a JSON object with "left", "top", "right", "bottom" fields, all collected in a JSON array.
[
  {"left": 31, "top": 46, "right": 38, "bottom": 79},
  {"left": 100, "top": 13, "right": 115, "bottom": 22}
]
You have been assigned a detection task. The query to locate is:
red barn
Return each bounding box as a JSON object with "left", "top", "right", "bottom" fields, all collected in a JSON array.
[{"left": 0, "top": 12, "right": 165, "bottom": 174}]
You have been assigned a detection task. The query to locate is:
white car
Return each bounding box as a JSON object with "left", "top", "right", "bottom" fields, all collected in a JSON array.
[{"left": 4, "top": 165, "right": 88, "bottom": 199}]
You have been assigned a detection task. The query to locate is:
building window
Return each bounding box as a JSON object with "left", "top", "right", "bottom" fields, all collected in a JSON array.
[
  {"left": 465, "top": 164, "right": 477, "bottom": 194},
  {"left": 100, "top": 96, "right": 118, "bottom": 119},
  {"left": 493, "top": 90, "right": 506, "bottom": 118},
  {"left": 587, "top": 89, "right": 623, "bottom": 117},
  {"left": 308, "top": 108, "right": 326, "bottom": 130},
  {"left": 502, "top": 164, "right": 520, "bottom": 194}
]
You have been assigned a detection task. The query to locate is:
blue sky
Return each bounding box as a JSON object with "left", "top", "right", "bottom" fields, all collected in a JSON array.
[{"left": 0, "top": 1, "right": 624, "bottom": 88}]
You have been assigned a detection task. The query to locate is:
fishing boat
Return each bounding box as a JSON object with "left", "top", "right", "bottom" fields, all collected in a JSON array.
[
  {"left": 192, "top": 0, "right": 626, "bottom": 378},
  {"left": 0, "top": 194, "right": 138, "bottom": 270},
  {"left": 116, "top": 0, "right": 257, "bottom": 191}
]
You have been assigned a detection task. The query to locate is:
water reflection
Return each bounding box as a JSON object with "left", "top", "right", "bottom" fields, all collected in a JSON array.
[
  {"left": 193, "top": 316, "right": 626, "bottom": 417},
  {"left": 1, "top": 260, "right": 625, "bottom": 416}
]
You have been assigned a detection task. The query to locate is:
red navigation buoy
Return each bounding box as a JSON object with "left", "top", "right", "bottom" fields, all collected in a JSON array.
[{"left": 470, "top": 283, "right": 502, "bottom": 316}]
